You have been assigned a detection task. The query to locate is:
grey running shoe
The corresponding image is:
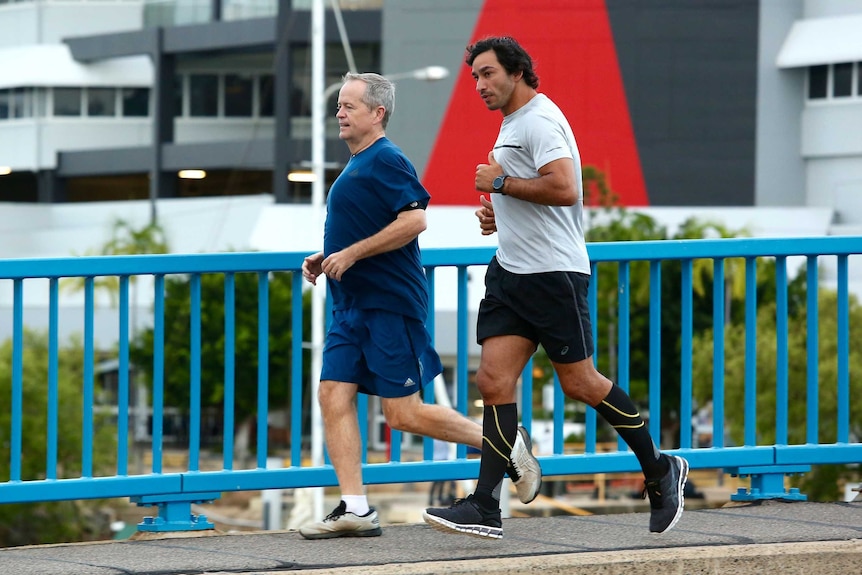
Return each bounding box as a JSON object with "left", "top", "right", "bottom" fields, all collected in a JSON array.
[
  {"left": 508, "top": 425, "right": 542, "bottom": 504},
  {"left": 299, "top": 501, "right": 382, "bottom": 540},
  {"left": 644, "top": 455, "right": 689, "bottom": 533},
  {"left": 423, "top": 494, "right": 503, "bottom": 539}
]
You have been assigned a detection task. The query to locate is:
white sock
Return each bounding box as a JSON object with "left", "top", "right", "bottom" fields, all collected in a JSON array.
[{"left": 341, "top": 495, "right": 370, "bottom": 516}]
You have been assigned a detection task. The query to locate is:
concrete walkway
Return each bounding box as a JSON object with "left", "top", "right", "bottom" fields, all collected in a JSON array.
[{"left": 0, "top": 500, "right": 860, "bottom": 575}]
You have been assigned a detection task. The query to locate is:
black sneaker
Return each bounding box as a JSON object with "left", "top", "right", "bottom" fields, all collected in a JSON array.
[
  {"left": 422, "top": 494, "right": 503, "bottom": 539},
  {"left": 299, "top": 501, "right": 382, "bottom": 539},
  {"left": 644, "top": 454, "right": 689, "bottom": 533}
]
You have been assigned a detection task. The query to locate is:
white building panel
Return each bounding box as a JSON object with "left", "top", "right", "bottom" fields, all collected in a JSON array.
[
  {"left": 0, "top": 45, "right": 151, "bottom": 90},
  {"left": 0, "top": 1, "right": 143, "bottom": 48},
  {"left": 776, "top": 13, "right": 862, "bottom": 68}
]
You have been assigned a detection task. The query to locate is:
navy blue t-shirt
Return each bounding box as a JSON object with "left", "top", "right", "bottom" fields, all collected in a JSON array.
[{"left": 323, "top": 137, "right": 431, "bottom": 321}]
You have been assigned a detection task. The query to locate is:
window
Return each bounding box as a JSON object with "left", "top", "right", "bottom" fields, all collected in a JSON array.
[
  {"left": 259, "top": 74, "right": 274, "bottom": 117},
  {"left": 53, "top": 88, "right": 82, "bottom": 116},
  {"left": 808, "top": 65, "right": 828, "bottom": 99},
  {"left": 189, "top": 74, "right": 218, "bottom": 116},
  {"left": 122, "top": 88, "right": 150, "bottom": 116},
  {"left": 88, "top": 88, "right": 116, "bottom": 116},
  {"left": 291, "top": 42, "right": 381, "bottom": 118},
  {"left": 0, "top": 90, "right": 8, "bottom": 120},
  {"left": 224, "top": 74, "right": 253, "bottom": 117},
  {"left": 833, "top": 63, "right": 853, "bottom": 98},
  {"left": 807, "top": 62, "right": 862, "bottom": 101}
]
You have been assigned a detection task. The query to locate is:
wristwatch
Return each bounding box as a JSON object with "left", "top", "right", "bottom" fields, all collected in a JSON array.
[{"left": 492, "top": 175, "right": 509, "bottom": 194}]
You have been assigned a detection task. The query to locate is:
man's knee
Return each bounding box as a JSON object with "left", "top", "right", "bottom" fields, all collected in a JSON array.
[{"left": 382, "top": 396, "right": 423, "bottom": 432}]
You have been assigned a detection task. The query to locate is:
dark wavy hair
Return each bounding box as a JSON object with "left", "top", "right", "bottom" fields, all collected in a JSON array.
[{"left": 465, "top": 36, "right": 539, "bottom": 89}]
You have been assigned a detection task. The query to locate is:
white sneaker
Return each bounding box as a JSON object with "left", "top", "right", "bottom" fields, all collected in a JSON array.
[
  {"left": 299, "top": 501, "right": 382, "bottom": 539},
  {"left": 509, "top": 426, "right": 542, "bottom": 504}
]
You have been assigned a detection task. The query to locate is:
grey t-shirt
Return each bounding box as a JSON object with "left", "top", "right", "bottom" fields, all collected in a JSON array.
[{"left": 491, "top": 93, "right": 590, "bottom": 275}]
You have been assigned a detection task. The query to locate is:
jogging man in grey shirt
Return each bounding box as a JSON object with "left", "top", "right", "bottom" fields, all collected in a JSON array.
[{"left": 424, "top": 35, "right": 688, "bottom": 539}]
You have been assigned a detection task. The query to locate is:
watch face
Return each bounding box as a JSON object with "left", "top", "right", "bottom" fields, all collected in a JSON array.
[{"left": 493, "top": 176, "right": 504, "bottom": 190}]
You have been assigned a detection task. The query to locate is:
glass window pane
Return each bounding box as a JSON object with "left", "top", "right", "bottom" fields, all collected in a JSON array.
[
  {"left": 833, "top": 63, "right": 853, "bottom": 97},
  {"left": 88, "top": 88, "right": 116, "bottom": 116},
  {"left": 0, "top": 90, "right": 9, "bottom": 120},
  {"left": 122, "top": 88, "right": 149, "bottom": 117},
  {"left": 54, "top": 88, "right": 82, "bottom": 116},
  {"left": 291, "top": 42, "right": 381, "bottom": 118},
  {"left": 260, "top": 74, "right": 274, "bottom": 117},
  {"left": 11, "top": 88, "right": 26, "bottom": 118},
  {"left": 189, "top": 74, "right": 218, "bottom": 116},
  {"left": 174, "top": 75, "right": 184, "bottom": 117},
  {"left": 224, "top": 74, "right": 253, "bottom": 117},
  {"left": 808, "top": 65, "right": 828, "bottom": 99}
]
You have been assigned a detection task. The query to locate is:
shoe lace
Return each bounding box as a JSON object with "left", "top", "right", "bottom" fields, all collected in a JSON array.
[{"left": 325, "top": 501, "right": 348, "bottom": 521}]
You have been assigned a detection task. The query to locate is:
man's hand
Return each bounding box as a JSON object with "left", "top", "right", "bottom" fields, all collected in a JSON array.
[
  {"left": 301, "top": 252, "right": 324, "bottom": 285},
  {"left": 321, "top": 248, "right": 357, "bottom": 282},
  {"left": 475, "top": 150, "right": 504, "bottom": 193},
  {"left": 475, "top": 194, "right": 497, "bottom": 236}
]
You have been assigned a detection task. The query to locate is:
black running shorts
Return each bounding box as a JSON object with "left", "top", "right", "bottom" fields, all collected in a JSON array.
[{"left": 476, "top": 257, "right": 594, "bottom": 364}]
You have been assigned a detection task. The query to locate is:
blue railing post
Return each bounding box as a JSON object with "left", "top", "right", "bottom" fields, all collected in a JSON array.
[
  {"left": 133, "top": 492, "right": 221, "bottom": 531},
  {"left": 725, "top": 465, "right": 809, "bottom": 501}
]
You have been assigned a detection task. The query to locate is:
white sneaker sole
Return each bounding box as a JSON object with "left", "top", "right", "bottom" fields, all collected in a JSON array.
[
  {"left": 654, "top": 455, "right": 689, "bottom": 534},
  {"left": 422, "top": 511, "right": 503, "bottom": 540}
]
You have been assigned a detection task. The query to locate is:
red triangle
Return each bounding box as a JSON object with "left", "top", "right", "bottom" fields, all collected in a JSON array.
[{"left": 423, "top": 0, "right": 648, "bottom": 206}]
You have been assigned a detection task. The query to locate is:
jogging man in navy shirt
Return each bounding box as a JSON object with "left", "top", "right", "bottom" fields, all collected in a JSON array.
[{"left": 299, "top": 72, "right": 541, "bottom": 539}]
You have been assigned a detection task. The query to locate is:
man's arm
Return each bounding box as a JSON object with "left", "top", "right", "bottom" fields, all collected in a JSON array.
[
  {"left": 476, "top": 153, "right": 578, "bottom": 206},
  {"left": 321, "top": 208, "right": 426, "bottom": 281}
]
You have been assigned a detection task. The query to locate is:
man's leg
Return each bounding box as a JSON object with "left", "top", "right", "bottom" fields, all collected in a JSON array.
[
  {"left": 554, "top": 359, "right": 688, "bottom": 534},
  {"left": 300, "top": 380, "right": 382, "bottom": 539},
  {"left": 381, "top": 392, "right": 482, "bottom": 449},
  {"left": 422, "top": 334, "right": 536, "bottom": 539},
  {"left": 318, "top": 379, "right": 363, "bottom": 496}
]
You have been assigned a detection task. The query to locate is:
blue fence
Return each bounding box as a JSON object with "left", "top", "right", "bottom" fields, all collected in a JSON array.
[{"left": 0, "top": 237, "right": 860, "bottom": 531}]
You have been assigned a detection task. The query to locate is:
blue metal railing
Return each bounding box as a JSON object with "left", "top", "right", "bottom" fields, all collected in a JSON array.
[{"left": 0, "top": 238, "right": 860, "bottom": 531}]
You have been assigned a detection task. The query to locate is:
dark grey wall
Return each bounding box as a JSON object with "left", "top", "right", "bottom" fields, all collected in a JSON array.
[
  {"left": 606, "top": 0, "right": 760, "bottom": 206},
  {"left": 381, "top": 0, "right": 483, "bottom": 178}
]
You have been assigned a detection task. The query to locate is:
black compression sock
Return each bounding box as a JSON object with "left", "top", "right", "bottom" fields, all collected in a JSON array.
[
  {"left": 474, "top": 403, "right": 518, "bottom": 509},
  {"left": 593, "top": 384, "right": 669, "bottom": 480}
]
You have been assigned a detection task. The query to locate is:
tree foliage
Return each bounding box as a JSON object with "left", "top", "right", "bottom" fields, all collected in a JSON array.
[
  {"left": 62, "top": 218, "right": 169, "bottom": 306},
  {"left": 0, "top": 331, "right": 117, "bottom": 546},
  {"left": 129, "top": 271, "right": 311, "bottom": 443},
  {"left": 691, "top": 289, "right": 862, "bottom": 499}
]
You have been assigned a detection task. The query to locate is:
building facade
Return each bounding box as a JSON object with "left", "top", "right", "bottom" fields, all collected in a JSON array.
[{"left": 0, "top": 0, "right": 859, "bottom": 221}]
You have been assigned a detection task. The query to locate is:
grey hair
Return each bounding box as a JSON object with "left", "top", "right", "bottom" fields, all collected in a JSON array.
[{"left": 343, "top": 72, "right": 395, "bottom": 128}]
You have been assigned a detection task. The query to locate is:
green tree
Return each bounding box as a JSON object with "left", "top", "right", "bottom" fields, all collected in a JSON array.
[
  {"left": 129, "top": 271, "right": 310, "bottom": 459},
  {"left": 62, "top": 218, "right": 169, "bottom": 306},
  {"left": 0, "top": 330, "right": 117, "bottom": 546},
  {"left": 691, "top": 289, "right": 862, "bottom": 500}
]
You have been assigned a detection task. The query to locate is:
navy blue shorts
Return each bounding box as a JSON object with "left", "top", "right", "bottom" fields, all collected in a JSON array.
[
  {"left": 477, "top": 257, "right": 594, "bottom": 363},
  {"left": 321, "top": 308, "right": 443, "bottom": 398}
]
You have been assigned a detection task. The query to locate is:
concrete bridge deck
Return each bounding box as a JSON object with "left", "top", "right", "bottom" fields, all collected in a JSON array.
[{"left": 1, "top": 499, "right": 859, "bottom": 575}]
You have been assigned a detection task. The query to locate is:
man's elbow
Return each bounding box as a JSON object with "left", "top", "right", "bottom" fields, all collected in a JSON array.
[{"left": 556, "top": 189, "right": 578, "bottom": 206}]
